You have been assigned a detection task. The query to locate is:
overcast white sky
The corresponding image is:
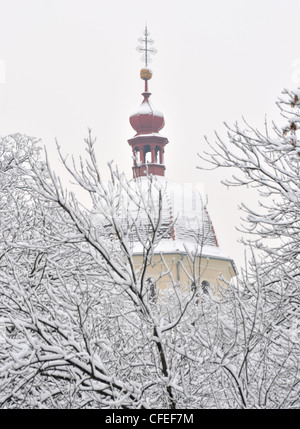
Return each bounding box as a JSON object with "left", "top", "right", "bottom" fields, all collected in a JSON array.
[{"left": 1, "top": 0, "right": 300, "bottom": 270}]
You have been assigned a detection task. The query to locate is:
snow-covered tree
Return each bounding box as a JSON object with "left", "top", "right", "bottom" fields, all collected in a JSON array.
[
  {"left": 199, "top": 87, "right": 300, "bottom": 408},
  {"left": 1, "top": 101, "right": 300, "bottom": 409},
  {"left": 0, "top": 132, "right": 218, "bottom": 408}
]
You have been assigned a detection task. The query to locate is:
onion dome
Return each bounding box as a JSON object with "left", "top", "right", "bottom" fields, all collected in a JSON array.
[
  {"left": 129, "top": 91, "right": 165, "bottom": 136},
  {"left": 130, "top": 66, "right": 165, "bottom": 136},
  {"left": 128, "top": 65, "right": 168, "bottom": 178}
]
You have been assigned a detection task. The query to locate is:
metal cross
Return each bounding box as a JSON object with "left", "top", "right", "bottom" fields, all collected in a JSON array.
[{"left": 136, "top": 26, "right": 157, "bottom": 67}]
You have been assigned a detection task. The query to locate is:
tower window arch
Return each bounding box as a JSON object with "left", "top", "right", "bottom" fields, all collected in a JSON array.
[
  {"left": 143, "top": 145, "right": 151, "bottom": 163},
  {"left": 155, "top": 146, "right": 159, "bottom": 163}
]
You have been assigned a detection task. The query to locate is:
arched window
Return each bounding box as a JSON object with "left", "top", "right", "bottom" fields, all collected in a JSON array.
[
  {"left": 155, "top": 146, "right": 160, "bottom": 163},
  {"left": 143, "top": 145, "right": 151, "bottom": 164}
]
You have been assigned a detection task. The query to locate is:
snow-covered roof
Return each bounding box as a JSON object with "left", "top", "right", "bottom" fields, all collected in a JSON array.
[
  {"left": 127, "top": 176, "right": 232, "bottom": 260},
  {"left": 91, "top": 175, "right": 233, "bottom": 263}
]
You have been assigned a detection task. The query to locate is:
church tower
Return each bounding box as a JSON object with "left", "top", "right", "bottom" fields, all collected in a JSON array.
[
  {"left": 128, "top": 67, "right": 168, "bottom": 178},
  {"left": 128, "top": 28, "right": 168, "bottom": 178},
  {"left": 127, "top": 27, "right": 236, "bottom": 292}
]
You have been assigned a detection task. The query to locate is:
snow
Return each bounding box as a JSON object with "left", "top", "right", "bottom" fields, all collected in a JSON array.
[
  {"left": 129, "top": 133, "right": 167, "bottom": 139},
  {"left": 120, "top": 176, "right": 232, "bottom": 259},
  {"left": 130, "top": 98, "right": 164, "bottom": 118},
  {"left": 2, "top": 131, "right": 300, "bottom": 409},
  {"left": 0, "top": 320, "right": 5, "bottom": 344}
]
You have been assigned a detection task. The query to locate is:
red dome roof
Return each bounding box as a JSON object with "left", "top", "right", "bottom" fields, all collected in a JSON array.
[{"left": 130, "top": 92, "right": 165, "bottom": 135}]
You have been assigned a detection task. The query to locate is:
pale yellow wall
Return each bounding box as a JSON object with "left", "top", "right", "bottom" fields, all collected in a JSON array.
[{"left": 133, "top": 253, "right": 236, "bottom": 294}]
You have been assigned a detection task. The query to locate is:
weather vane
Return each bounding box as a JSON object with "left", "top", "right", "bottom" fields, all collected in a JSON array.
[{"left": 136, "top": 26, "right": 157, "bottom": 67}]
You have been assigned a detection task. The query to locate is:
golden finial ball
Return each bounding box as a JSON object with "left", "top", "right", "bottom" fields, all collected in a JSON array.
[{"left": 140, "top": 67, "right": 153, "bottom": 81}]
